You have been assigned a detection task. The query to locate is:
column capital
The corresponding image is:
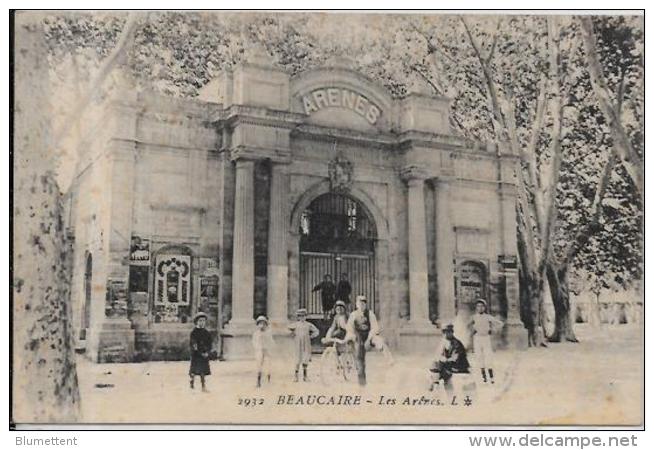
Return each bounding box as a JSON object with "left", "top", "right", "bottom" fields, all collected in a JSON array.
[
  {"left": 498, "top": 254, "right": 518, "bottom": 269},
  {"left": 230, "top": 146, "right": 292, "bottom": 164},
  {"left": 232, "top": 156, "right": 257, "bottom": 167},
  {"left": 400, "top": 165, "right": 429, "bottom": 184}
]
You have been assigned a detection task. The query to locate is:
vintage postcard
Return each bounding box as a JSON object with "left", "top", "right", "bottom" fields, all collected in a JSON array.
[{"left": 11, "top": 10, "right": 644, "bottom": 427}]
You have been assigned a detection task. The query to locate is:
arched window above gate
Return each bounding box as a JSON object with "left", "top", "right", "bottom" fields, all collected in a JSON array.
[{"left": 299, "top": 193, "right": 376, "bottom": 253}]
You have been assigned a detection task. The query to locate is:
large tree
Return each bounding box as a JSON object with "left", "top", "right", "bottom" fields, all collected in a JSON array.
[
  {"left": 544, "top": 15, "right": 643, "bottom": 341},
  {"left": 13, "top": 12, "right": 80, "bottom": 423}
]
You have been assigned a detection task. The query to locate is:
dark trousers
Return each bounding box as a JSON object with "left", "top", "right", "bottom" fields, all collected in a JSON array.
[
  {"left": 355, "top": 332, "right": 369, "bottom": 386},
  {"left": 431, "top": 360, "right": 466, "bottom": 381},
  {"left": 430, "top": 360, "right": 468, "bottom": 390}
]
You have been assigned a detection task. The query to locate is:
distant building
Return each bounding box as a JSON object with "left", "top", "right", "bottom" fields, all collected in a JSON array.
[{"left": 65, "top": 55, "right": 527, "bottom": 362}]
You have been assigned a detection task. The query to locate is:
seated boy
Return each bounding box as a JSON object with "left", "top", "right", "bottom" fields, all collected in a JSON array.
[{"left": 429, "top": 323, "right": 470, "bottom": 391}]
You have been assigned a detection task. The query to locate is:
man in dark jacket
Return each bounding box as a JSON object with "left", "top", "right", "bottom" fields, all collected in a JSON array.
[
  {"left": 429, "top": 323, "right": 470, "bottom": 391},
  {"left": 312, "top": 274, "right": 336, "bottom": 319},
  {"left": 335, "top": 273, "right": 353, "bottom": 311}
]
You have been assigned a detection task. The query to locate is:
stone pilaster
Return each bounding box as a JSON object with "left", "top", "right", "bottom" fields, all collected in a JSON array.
[
  {"left": 229, "top": 158, "right": 256, "bottom": 325},
  {"left": 401, "top": 166, "right": 431, "bottom": 327},
  {"left": 89, "top": 134, "right": 137, "bottom": 362},
  {"left": 397, "top": 168, "right": 438, "bottom": 353},
  {"left": 266, "top": 163, "right": 290, "bottom": 326},
  {"left": 434, "top": 177, "right": 456, "bottom": 323}
]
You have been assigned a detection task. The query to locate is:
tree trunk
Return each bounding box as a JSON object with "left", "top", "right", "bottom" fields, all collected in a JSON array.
[
  {"left": 516, "top": 188, "right": 547, "bottom": 348},
  {"left": 546, "top": 262, "right": 578, "bottom": 343},
  {"left": 13, "top": 13, "right": 80, "bottom": 423},
  {"left": 517, "top": 231, "right": 547, "bottom": 347}
]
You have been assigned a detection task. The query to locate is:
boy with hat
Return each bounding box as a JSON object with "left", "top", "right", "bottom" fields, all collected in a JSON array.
[
  {"left": 470, "top": 298, "right": 504, "bottom": 384},
  {"left": 288, "top": 308, "right": 320, "bottom": 382},
  {"left": 252, "top": 315, "right": 275, "bottom": 388},
  {"left": 189, "top": 312, "right": 212, "bottom": 392},
  {"left": 429, "top": 323, "right": 470, "bottom": 391}
]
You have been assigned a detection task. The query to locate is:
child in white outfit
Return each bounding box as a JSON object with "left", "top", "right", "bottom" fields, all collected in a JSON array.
[
  {"left": 470, "top": 299, "right": 504, "bottom": 384},
  {"left": 252, "top": 315, "right": 275, "bottom": 388},
  {"left": 288, "top": 308, "right": 320, "bottom": 382}
]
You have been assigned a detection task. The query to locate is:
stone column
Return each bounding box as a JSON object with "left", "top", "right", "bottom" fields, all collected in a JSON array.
[
  {"left": 434, "top": 177, "right": 456, "bottom": 323},
  {"left": 266, "top": 163, "right": 289, "bottom": 324},
  {"left": 499, "top": 183, "right": 528, "bottom": 349},
  {"left": 230, "top": 159, "right": 256, "bottom": 325},
  {"left": 402, "top": 168, "right": 430, "bottom": 326}
]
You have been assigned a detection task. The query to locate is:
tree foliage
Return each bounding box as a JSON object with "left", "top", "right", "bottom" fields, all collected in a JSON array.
[{"left": 41, "top": 11, "right": 643, "bottom": 313}]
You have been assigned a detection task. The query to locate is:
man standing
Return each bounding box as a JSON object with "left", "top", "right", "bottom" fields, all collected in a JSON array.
[
  {"left": 345, "top": 295, "right": 391, "bottom": 386},
  {"left": 312, "top": 274, "right": 336, "bottom": 319},
  {"left": 429, "top": 323, "right": 470, "bottom": 391},
  {"left": 335, "top": 273, "right": 352, "bottom": 310}
]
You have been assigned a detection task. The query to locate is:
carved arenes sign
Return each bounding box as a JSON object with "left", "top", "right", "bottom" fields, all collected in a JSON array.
[{"left": 302, "top": 87, "right": 382, "bottom": 125}]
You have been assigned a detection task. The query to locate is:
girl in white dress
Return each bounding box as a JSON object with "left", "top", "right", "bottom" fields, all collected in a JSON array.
[
  {"left": 288, "top": 308, "right": 320, "bottom": 382},
  {"left": 470, "top": 299, "right": 504, "bottom": 384}
]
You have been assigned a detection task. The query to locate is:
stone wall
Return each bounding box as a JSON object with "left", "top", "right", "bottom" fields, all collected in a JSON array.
[{"left": 69, "top": 89, "right": 224, "bottom": 361}]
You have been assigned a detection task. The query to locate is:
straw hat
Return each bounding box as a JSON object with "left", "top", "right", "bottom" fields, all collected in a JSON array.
[
  {"left": 193, "top": 312, "right": 208, "bottom": 324},
  {"left": 255, "top": 315, "right": 269, "bottom": 325}
]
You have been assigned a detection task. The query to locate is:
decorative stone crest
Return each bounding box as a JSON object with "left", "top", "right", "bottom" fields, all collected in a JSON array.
[{"left": 328, "top": 155, "right": 353, "bottom": 193}]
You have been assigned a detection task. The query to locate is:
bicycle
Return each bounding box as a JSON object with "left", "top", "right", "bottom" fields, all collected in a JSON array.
[{"left": 320, "top": 337, "right": 356, "bottom": 385}]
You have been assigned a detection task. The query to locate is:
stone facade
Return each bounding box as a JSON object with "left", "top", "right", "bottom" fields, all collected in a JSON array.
[{"left": 66, "top": 56, "right": 528, "bottom": 362}]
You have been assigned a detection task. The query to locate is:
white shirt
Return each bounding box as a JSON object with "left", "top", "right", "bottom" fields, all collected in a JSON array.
[
  {"left": 345, "top": 308, "right": 380, "bottom": 341},
  {"left": 471, "top": 313, "right": 504, "bottom": 336}
]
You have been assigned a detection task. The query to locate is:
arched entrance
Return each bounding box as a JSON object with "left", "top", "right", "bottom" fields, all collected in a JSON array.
[
  {"left": 298, "top": 192, "right": 378, "bottom": 320},
  {"left": 81, "top": 253, "right": 92, "bottom": 340}
]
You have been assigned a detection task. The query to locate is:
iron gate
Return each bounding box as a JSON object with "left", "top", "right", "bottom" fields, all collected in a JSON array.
[
  {"left": 299, "top": 251, "right": 376, "bottom": 317},
  {"left": 298, "top": 192, "right": 378, "bottom": 319}
]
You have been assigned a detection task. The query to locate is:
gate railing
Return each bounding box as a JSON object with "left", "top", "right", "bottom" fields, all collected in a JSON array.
[{"left": 299, "top": 251, "right": 376, "bottom": 317}]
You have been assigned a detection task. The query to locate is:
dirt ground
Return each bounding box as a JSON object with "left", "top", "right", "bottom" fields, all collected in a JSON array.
[{"left": 75, "top": 323, "right": 643, "bottom": 426}]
